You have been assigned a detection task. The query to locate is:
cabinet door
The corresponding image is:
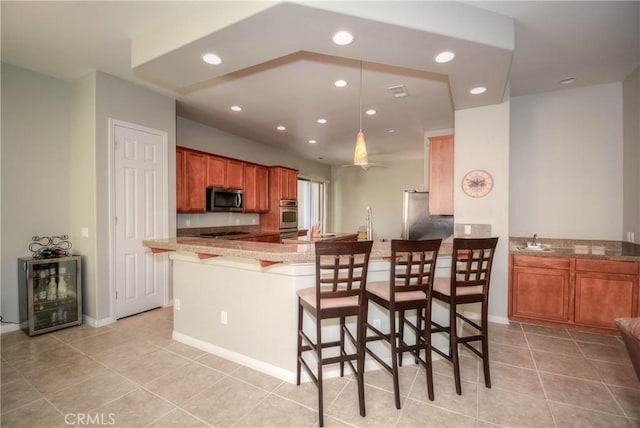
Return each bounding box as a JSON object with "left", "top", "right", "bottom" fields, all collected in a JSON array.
[
  {"left": 176, "top": 148, "right": 187, "bottom": 212},
  {"left": 227, "top": 160, "right": 245, "bottom": 190},
  {"left": 428, "top": 135, "right": 454, "bottom": 215},
  {"left": 511, "top": 266, "right": 571, "bottom": 322},
  {"left": 207, "top": 155, "right": 227, "bottom": 188},
  {"left": 575, "top": 272, "right": 638, "bottom": 329},
  {"left": 281, "top": 168, "right": 298, "bottom": 200},
  {"left": 186, "top": 151, "right": 207, "bottom": 213},
  {"left": 256, "top": 165, "right": 269, "bottom": 212},
  {"left": 244, "top": 164, "right": 258, "bottom": 212}
]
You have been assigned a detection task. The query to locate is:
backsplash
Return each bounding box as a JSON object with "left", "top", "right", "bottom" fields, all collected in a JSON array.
[{"left": 176, "top": 212, "right": 260, "bottom": 229}]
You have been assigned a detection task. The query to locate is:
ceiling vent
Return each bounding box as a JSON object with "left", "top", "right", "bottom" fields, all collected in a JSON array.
[{"left": 388, "top": 85, "right": 408, "bottom": 98}]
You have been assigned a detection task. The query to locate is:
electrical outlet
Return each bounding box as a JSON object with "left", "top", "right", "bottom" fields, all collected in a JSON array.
[
  {"left": 221, "top": 311, "right": 228, "bottom": 325},
  {"left": 174, "top": 299, "right": 180, "bottom": 310},
  {"left": 464, "top": 225, "right": 472, "bottom": 235},
  {"left": 627, "top": 231, "right": 635, "bottom": 243}
]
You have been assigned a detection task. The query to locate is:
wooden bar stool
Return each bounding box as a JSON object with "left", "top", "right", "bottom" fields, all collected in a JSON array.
[
  {"left": 431, "top": 237, "right": 499, "bottom": 395},
  {"left": 365, "top": 239, "right": 441, "bottom": 409},
  {"left": 296, "top": 240, "right": 373, "bottom": 427}
]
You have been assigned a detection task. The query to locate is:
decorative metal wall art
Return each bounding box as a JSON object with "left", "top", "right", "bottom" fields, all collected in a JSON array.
[{"left": 29, "top": 235, "right": 72, "bottom": 258}]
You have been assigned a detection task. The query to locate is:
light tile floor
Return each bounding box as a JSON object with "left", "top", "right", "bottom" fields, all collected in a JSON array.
[{"left": 1, "top": 308, "right": 639, "bottom": 427}]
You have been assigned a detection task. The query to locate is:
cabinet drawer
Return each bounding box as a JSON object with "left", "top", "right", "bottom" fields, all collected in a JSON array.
[
  {"left": 575, "top": 259, "right": 639, "bottom": 275},
  {"left": 512, "top": 255, "right": 570, "bottom": 270}
]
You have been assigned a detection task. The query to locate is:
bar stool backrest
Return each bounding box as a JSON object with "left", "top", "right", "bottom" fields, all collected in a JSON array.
[
  {"left": 451, "top": 237, "right": 499, "bottom": 296},
  {"left": 314, "top": 241, "right": 374, "bottom": 307},
  {"left": 390, "top": 239, "right": 441, "bottom": 295}
]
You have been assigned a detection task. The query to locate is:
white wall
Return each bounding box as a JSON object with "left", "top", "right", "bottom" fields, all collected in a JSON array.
[
  {"left": 93, "top": 72, "right": 176, "bottom": 322},
  {"left": 510, "top": 83, "right": 624, "bottom": 240},
  {"left": 176, "top": 116, "right": 332, "bottom": 229},
  {"left": 69, "top": 73, "right": 97, "bottom": 320},
  {"left": 455, "top": 101, "right": 510, "bottom": 320},
  {"left": 1, "top": 64, "right": 72, "bottom": 330},
  {"left": 623, "top": 67, "right": 640, "bottom": 243},
  {"left": 331, "top": 160, "right": 424, "bottom": 240}
]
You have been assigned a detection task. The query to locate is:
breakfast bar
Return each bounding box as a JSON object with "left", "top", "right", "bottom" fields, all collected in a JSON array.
[{"left": 144, "top": 237, "right": 453, "bottom": 382}]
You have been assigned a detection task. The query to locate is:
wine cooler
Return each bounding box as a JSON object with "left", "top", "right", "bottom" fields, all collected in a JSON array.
[{"left": 18, "top": 255, "right": 82, "bottom": 336}]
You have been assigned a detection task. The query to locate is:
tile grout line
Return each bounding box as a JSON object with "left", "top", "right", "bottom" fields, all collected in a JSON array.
[
  {"left": 521, "top": 325, "right": 560, "bottom": 428},
  {"left": 575, "top": 338, "right": 637, "bottom": 422}
]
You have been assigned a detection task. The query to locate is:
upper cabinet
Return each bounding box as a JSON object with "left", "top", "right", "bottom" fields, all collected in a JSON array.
[
  {"left": 207, "top": 155, "right": 244, "bottom": 190},
  {"left": 207, "top": 155, "right": 226, "bottom": 188},
  {"left": 227, "top": 159, "right": 245, "bottom": 190},
  {"left": 244, "top": 164, "right": 269, "bottom": 213},
  {"left": 177, "top": 147, "right": 207, "bottom": 213},
  {"left": 273, "top": 166, "right": 298, "bottom": 200},
  {"left": 428, "top": 134, "right": 454, "bottom": 215}
]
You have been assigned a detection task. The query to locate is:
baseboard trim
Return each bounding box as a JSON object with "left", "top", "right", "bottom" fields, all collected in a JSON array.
[
  {"left": 1, "top": 323, "right": 22, "bottom": 334},
  {"left": 82, "top": 314, "right": 115, "bottom": 328}
]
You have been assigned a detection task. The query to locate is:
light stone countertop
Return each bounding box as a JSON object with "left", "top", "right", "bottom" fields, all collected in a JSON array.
[
  {"left": 143, "top": 237, "right": 455, "bottom": 263},
  {"left": 510, "top": 237, "right": 640, "bottom": 261}
]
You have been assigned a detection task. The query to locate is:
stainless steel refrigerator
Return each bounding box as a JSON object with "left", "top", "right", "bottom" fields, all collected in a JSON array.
[{"left": 401, "top": 190, "right": 453, "bottom": 240}]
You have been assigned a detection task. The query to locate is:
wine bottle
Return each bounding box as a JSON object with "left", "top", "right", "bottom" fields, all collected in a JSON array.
[{"left": 47, "top": 277, "right": 57, "bottom": 301}]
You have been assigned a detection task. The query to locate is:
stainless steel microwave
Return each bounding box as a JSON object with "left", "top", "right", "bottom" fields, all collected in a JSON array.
[{"left": 206, "top": 188, "right": 244, "bottom": 212}]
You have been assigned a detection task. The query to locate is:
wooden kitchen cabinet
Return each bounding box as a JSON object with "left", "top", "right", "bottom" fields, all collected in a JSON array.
[
  {"left": 244, "top": 164, "right": 269, "bottom": 213},
  {"left": 510, "top": 254, "right": 640, "bottom": 333},
  {"left": 207, "top": 155, "right": 244, "bottom": 189},
  {"left": 207, "top": 155, "right": 227, "bottom": 188},
  {"left": 428, "top": 134, "right": 454, "bottom": 215},
  {"left": 177, "top": 148, "right": 207, "bottom": 213},
  {"left": 574, "top": 259, "right": 639, "bottom": 329},
  {"left": 227, "top": 159, "right": 245, "bottom": 190},
  {"left": 271, "top": 166, "right": 298, "bottom": 200},
  {"left": 510, "top": 255, "right": 572, "bottom": 323}
]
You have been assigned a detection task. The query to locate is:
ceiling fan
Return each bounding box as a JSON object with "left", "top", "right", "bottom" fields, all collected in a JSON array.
[{"left": 340, "top": 162, "right": 386, "bottom": 171}]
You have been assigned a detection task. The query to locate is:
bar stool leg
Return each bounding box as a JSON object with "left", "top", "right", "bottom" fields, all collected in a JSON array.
[
  {"left": 296, "top": 301, "right": 303, "bottom": 385},
  {"left": 424, "top": 305, "right": 435, "bottom": 400},
  {"left": 339, "top": 316, "right": 346, "bottom": 377},
  {"left": 389, "top": 304, "right": 401, "bottom": 409},
  {"left": 481, "top": 301, "right": 491, "bottom": 388},
  {"left": 316, "top": 315, "right": 324, "bottom": 427},
  {"left": 357, "top": 300, "right": 367, "bottom": 417},
  {"left": 450, "top": 301, "right": 462, "bottom": 395}
]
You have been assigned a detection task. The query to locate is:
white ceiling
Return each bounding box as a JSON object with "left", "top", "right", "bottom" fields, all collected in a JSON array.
[{"left": 2, "top": 1, "right": 638, "bottom": 166}]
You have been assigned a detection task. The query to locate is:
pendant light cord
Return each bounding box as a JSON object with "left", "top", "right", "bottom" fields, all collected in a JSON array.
[{"left": 359, "top": 61, "right": 363, "bottom": 132}]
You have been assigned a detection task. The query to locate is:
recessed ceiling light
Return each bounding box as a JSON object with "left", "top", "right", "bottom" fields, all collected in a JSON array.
[
  {"left": 230, "top": 105, "right": 242, "bottom": 112},
  {"left": 201, "top": 53, "right": 222, "bottom": 65},
  {"left": 308, "top": 139, "right": 317, "bottom": 144},
  {"left": 317, "top": 118, "right": 327, "bottom": 124},
  {"left": 334, "top": 79, "right": 347, "bottom": 88},
  {"left": 365, "top": 109, "right": 377, "bottom": 116},
  {"left": 560, "top": 77, "right": 576, "bottom": 85},
  {"left": 276, "top": 125, "right": 286, "bottom": 131},
  {"left": 435, "top": 51, "right": 455, "bottom": 63},
  {"left": 470, "top": 86, "right": 487, "bottom": 95},
  {"left": 332, "top": 31, "right": 354, "bottom": 46},
  {"left": 387, "top": 129, "right": 396, "bottom": 133}
]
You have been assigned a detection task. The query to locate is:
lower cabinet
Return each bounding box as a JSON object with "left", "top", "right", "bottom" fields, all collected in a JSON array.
[
  {"left": 510, "top": 254, "right": 640, "bottom": 332},
  {"left": 574, "top": 259, "right": 639, "bottom": 329}
]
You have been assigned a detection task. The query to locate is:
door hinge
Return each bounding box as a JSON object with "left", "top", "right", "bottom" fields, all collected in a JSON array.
[
  {"left": 114, "top": 216, "right": 118, "bottom": 225},
  {"left": 116, "top": 291, "right": 118, "bottom": 300}
]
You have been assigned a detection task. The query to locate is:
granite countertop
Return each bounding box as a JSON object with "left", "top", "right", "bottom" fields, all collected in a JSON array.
[
  {"left": 143, "top": 236, "right": 455, "bottom": 263},
  {"left": 510, "top": 237, "right": 640, "bottom": 262},
  {"left": 282, "top": 233, "right": 358, "bottom": 244}
]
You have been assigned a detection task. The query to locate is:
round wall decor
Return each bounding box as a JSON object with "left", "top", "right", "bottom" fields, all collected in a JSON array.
[{"left": 461, "top": 169, "right": 493, "bottom": 198}]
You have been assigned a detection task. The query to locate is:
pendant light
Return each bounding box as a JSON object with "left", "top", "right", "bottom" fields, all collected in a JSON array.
[{"left": 353, "top": 61, "right": 369, "bottom": 166}]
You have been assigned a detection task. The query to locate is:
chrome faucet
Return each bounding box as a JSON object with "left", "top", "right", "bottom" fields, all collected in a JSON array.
[
  {"left": 531, "top": 233, "right": 538, "bottom": 245},
  {"left": 366, "top": 206, "right": 373, "bottom": 241}
]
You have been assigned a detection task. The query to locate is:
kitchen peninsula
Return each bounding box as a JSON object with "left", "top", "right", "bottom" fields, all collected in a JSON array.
[{"left": 144, "top": 236, "right": 453, "bottom": 382}]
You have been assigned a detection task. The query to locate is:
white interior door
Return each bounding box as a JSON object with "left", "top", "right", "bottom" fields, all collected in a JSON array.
[{"left": 114, "top": 122, "right": 168, "bottom": 319}]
